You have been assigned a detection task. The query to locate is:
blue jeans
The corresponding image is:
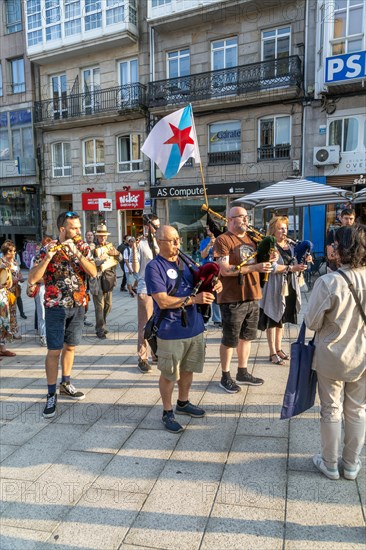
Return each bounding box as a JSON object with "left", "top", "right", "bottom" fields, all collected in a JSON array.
[{"left": 45, "top": 306, "right": 84, "bottom": 350}]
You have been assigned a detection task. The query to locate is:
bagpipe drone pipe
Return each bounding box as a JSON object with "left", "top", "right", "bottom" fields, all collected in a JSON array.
[{"left": 256, "top": 235, "right": 277, "bottom": 287}]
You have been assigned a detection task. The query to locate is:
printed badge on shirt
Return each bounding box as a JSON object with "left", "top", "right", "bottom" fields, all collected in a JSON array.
[{"left": 239, "top": 244, "right": 256, "bottom": 264}]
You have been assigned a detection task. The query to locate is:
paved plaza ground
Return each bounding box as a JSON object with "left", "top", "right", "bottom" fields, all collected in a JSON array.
[{"left": 0, "top": 276, "right": 365, "bottom": 549}]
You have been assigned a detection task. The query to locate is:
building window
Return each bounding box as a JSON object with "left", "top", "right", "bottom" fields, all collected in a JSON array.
[
  {"left": 332, "top": 0, "right": 364, "bottom": 55},
  {"left": 117, "top": 134, "right": 142, "bottom": 172},
  {"left": 167, "top": 48, "right": 190, "bottom": 78},
  {"left": 9, "top": 58, "right": 25, "bottom": 94},
  {"left": 83, "top": 138, "right": 104, "bottom": 175},
  {"left": 0, "top": 110, "right": 33, "bottom": 160},
  {"left": 258, "top": 116, "right": 291, "bottom": 160},
  {"left": 262, "top": 26, "right": 291, "bottom": 79},
  {"left": 64, "top": 0, "right": 81, "bottom": 37},
  {"left": 152, "top": 0, "right": 171, "bottom": 6},
  {"left": 208, "top": 121, "right": 241, "bottom": 165},
  {"left": 0, "top": 64, "right": 3, "bottom": 96},
  {"left": 5, "top": 0, "right": 22, "bottom": 33},
  {"left": 329, "top": 117, "right": 358, "bottom": 152},
  {"left": 82, "top": 67, "right": 101, "bottom": 114},
  {"left": 45, "top": 0, "right": 61, "bottom": 42},
  {"left": 211, "top": 37, "right": 238, "bottom": 70},
  {"left": 26, "top": 0, "right": 43, "bottom": 46},
  {"left": 85, "top": 0, "right": 102, "bottom": 31},
  {"left": 106, "top": 0, "right": 124, "bottom": 25},
  {"left": 51, "top": 74, "right": 68, "bottom": 119},
  {"left": 52, "top": 143, "right": 71, "bottom": 177}
]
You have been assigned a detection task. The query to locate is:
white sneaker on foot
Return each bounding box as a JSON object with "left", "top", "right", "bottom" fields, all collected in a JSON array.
[
  {"left": 312, "top": 454, "right": 340, "bottom": 480},
  {"left": 343, "top": 460, "right": 362, "bottom": 480}
]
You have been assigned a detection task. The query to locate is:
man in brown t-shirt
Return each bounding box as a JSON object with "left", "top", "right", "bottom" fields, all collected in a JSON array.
[{"left": 214, "top": 206, "right": 272, "bottom": 393}]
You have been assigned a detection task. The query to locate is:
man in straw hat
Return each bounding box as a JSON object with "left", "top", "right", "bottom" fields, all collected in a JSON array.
[{"left": 89, "top": 223, "right": 121, "bottom": 339}]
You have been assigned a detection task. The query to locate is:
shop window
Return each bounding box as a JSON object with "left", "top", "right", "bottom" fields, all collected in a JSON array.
[
  {"left": 208, "top": 121, "right": 241, "bottom": 165},
  {"left": 8, "top": 57, "right": 25, "bottom": 94},
  {"left": 83, "top": 138, "right": 105, "bottom": 175},
  {"left": 6, "top": 0, "right": 22, "bottom": 33},
  {"left": 52, "top": 142, "right": 72, "bottom": 177},
  {"left": 0, "top": 186, "right": 38, "bottom": 227},
  {"left": 258, "top": 115, "right": 291, "bottom": 160},
  {"left": 331, "top": 0, "right": 364, "bottom": 55},
  {"left": 117, "top": 134, "right": 142, "bottom": 172},
  {"left": 329, "top": 117, "right": 358, "bottom": 152}
]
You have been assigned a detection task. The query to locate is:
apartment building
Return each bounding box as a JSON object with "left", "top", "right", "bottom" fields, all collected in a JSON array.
[
  {"left": 25, "top": 0, "right": 308, "bottom": 247},
  {"left": 304, "top": 0, "right": 366, "bottom": 232},
  {"left": 147, "top": 0, "right": 306, "bottom": 247},
  {"left": 0, "top": 0, "right": 40, "bottom": 258},
  {"left": 27, "top": 0, "right": 148, "bottom": 240}
]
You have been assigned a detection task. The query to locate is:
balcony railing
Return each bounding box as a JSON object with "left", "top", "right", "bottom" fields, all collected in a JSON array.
[
  {"left": 34, "top": 83, "right": 147, "bottom": 124},
  {"left": 257, "top": 144, "right": 291, "bottom": 161},
  {"left": 148, "top": 56, "right": 302, "bottom": 107},
  {"left": 208, "top": 151, "right": 241, "bottom": 165}
]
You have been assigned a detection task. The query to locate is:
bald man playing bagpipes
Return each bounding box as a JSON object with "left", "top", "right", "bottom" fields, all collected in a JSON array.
[
  {"left": 145, "top": 225, "right": 222, "bottom": 433},
  {"left": 213, "top": 206, "right": 274, "bottom": 393}
]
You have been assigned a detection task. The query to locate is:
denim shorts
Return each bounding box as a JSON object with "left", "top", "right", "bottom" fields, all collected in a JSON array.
[
  {"left": 45, "top": 306, "right": 85, "bottom": 350},
  {"left": 127, "top": 273, "right": 138, "bottom": 286},
  {"left": 156, "top": 333, "right": 205, "bottom": 382},
  {"left": 220, "top": 301, "right": 259, "bottom": 348}
]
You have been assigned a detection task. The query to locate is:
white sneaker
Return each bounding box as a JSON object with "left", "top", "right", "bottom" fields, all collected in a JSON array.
[
  {"left": 343, "top": 460, "right": 362, "bottom": 481},
  {"left": 40, "top": 337, "right": 47, "bottom": 347},
  {"left": 312, "top": 454, "right": 340, "bottom": 480}
]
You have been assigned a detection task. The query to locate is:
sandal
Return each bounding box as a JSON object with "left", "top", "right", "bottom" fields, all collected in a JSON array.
[
  {"left": 276, "top": 349, "right": 289, "bottom": 360},
  {"left": 0, "top": 350, "right": 16, "bottom": 357},
  {"left": 269, "top": 353, "right": 285, "bottom": 365}
]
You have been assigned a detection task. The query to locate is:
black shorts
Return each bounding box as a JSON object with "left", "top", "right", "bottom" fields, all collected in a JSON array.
[{"left": 220, "top": 301, "right": 259, "bottom": 348}]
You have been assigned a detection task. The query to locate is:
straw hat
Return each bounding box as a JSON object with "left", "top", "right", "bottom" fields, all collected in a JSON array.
[{"left": 95, "top": 223, "right": 110, "bottom": 236}]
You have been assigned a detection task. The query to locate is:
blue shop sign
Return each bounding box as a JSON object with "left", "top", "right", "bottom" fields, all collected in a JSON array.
[{"left": 325, "top": 51, "right": 366, "bottom": 83}]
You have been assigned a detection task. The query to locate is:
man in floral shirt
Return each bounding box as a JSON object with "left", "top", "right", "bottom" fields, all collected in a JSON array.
[{"left": 29, "top": 212, "right": 97, "bottom": 418}]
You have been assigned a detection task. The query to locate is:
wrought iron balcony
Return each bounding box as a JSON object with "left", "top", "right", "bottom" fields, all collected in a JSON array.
[
  {"left": 148, "top": 56, "right": 302, "bottom": 107},
  {"left": 257, "top": 144, "right": 291, "bottom": 161},
  {"left": 34, "top": 83, "right": 147, "bottom": 124},
  {"left": 208, "top": 151, "right": 241, "bottom": 165}
]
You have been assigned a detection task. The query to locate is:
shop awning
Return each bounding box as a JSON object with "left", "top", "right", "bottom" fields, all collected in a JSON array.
[
  {"left": 233, "top": 179, "right": 351, "bottom": 209},
  {"left": 353, "top": 188, "right": 366, "bottom": 203}
]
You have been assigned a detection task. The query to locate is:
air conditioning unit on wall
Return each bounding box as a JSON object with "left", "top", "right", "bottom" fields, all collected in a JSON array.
[{"left": 313, "top": 145, "right": 340, "bottom": 166}]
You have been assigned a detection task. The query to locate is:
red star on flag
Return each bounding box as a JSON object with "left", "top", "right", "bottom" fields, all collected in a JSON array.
[{"left": 164, "top": 123, "right": 194, "bottom": 155}]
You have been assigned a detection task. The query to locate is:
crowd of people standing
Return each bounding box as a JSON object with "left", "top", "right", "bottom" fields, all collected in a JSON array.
[{"left": 0, "top": 207, "right": 364, "bottom": 482}]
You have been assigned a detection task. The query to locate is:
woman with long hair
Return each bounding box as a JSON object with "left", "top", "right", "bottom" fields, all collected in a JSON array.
[
  {"left": 1, "top": 240, "right": 23, "bottom": 340},
  {"left": 305, "top": 224, "right": 366, "bottom": 481},
  {"left": 258, "top": 216, "right": 307, "bottom": 364}
]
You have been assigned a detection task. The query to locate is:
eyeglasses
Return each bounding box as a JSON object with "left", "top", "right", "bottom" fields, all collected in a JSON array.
[
  {"left": 231, "top": 215, "right": 249, "bottom": 220},
  {"left": 65, "top": 211, "right": 78, "bottom": 218},
  {"left": 159, "top": 238, "right": 180, "bottom": 244}
]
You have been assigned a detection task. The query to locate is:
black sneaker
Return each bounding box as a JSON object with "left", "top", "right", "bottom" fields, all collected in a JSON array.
[
  {"left": 96, "top": 332, "right": 106, "bottom": 339},
  {"left": 138, "top": 359, "right": 152, "bottom": 373},
  {"left": 236, "top": 371, "right": 264, "bottom": 386},
  {"left": 43, "top": 393, "right": 57, "bottom": 418},
  {"left": 219, "top": 377, "right": 241, "bottom": 393},
  {"left": 59, "top": 382, "right": 85, "bottom": 400},
  {"left": 84, "top": 320, "right": 93, "bottom": 327}
]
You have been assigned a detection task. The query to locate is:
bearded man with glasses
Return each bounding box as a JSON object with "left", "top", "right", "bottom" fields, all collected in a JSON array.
[
  {"left": 29, "top": 211, "right": 97, "bottom": 418},
  {"left": 213, "top": 206, "right": 272, "bottom": 393}
]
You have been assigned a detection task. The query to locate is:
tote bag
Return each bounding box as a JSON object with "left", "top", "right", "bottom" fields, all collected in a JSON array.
[{"left": 280, "top": 321, "right": 317, "bottom": 419}]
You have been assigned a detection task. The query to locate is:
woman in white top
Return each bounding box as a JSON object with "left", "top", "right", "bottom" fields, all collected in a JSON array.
[{"left": 305, "top": 224, "right": 366, "bottom": 481}]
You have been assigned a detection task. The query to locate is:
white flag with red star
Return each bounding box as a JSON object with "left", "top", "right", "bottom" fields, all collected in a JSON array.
[{"left": 141, "top": 104, "right": 201, "bottom": 179}]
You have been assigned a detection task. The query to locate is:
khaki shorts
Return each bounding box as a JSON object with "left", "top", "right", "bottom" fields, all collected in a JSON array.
[{"left": 156, "top": 333, "right": 205, "bottom": 382}]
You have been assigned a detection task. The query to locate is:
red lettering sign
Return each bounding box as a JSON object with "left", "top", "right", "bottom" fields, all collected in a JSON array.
[
  {"left": 116, "top": 190, "right": 144, "bottom": 210},
  {"left": 82, "top": 192, "right": 106, "bottom": 211}
]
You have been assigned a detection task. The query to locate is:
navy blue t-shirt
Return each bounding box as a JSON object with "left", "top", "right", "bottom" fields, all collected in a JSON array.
[{"left": 145, "top": 255, "right": 204, "bottom": 340}]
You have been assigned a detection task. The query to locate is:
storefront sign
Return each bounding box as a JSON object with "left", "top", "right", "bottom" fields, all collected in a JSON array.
[
  {"left": 116, "top": 190, "right": 145, "bottom": 210},
  {"left": 325, "top": 51, "right": 366, "bottom": 84},
  {"left": 98, "top": 198, "right": 112, "bottom": 211},
  {"left": 82, "top": 192, "right": 106, "bottom": 211},
  {"left": 150, "top": 181, "right": 260, "bottom": 199}
]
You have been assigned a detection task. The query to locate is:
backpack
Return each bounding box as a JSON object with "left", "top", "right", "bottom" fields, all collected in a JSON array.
[{"left": 100, "top": 268, "right": 117, "bottom": 292}]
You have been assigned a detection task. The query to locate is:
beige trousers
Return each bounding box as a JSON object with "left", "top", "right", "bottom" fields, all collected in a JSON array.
[
  {"left": 317, "top": 371, "right": 366, "bottom": 470},
  {"left": 137, "top": 293, "right": 154, "bottom": 362}
]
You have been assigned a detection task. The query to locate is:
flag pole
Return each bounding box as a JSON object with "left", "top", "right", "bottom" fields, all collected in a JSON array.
[{"left": 198, "top": 161, "right": 228, "bottom": 224}]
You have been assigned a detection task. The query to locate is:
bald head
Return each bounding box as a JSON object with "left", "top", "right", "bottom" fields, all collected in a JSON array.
[
  {"left": 156, "top": 225, "right": 180, "bottom": 261},
  {"left": 227, "top": 206, "right": 249, "bottom": 236}
]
